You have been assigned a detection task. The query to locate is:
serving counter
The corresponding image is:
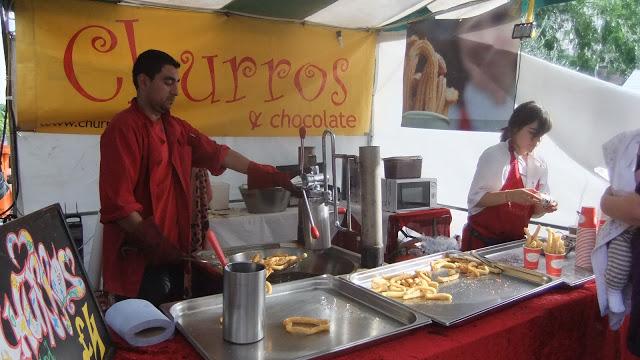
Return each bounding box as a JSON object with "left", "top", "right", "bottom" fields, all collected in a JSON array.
[{"left": 112, "top": 281, "right": 638, "bottom": 360}]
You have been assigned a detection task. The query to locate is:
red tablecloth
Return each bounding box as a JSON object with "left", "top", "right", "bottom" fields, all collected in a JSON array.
[{"left": 113, "top": 281, "right": 638, "bottom": 360}]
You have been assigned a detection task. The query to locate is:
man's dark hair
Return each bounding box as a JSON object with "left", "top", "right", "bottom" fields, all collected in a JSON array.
[
  {"left": 132, "top": 49, "right": 180, "bottom": 89},
  {"left": 500, "top": 101, "right": 552, "bottom": 142}
]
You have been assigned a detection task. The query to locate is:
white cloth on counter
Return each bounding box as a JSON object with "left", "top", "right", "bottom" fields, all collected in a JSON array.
[
  {"left": 592, "top": 129, "right": 640, "bottom": 328},
  {"left": 467, "top": 141, "right": 550, "bottom": 216},
  {"left": 105, "top": 299, "right": 175, "bottom": 347},
  {"left": 208, "top": 204, "right": 298, "bottom": 248}
]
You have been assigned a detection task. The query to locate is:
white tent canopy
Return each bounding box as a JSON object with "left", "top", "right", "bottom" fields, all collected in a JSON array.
[{"left": 116, "top": 0, "right": 508, "bottom": 27}]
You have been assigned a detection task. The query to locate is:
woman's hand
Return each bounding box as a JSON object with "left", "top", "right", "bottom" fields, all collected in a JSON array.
[
  {"left": 505, "top": 188, "right": 541, "bottom": 206},
  {"left": 533, "top": 199, "right": 558, "bottom": 217},
  {"left": 544, "top": 200, "right": 558, "bottom": 213}
]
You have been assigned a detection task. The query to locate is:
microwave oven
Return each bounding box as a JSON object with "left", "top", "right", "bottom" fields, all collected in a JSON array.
[{"left": 381, "top": 178, "right": 437, "bottom": 212}]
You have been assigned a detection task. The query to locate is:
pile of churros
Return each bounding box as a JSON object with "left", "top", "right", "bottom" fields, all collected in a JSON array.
[
  {"left": 251, "top": 252, "right": 307, "bottom": 295},
  {"left": 370, "top": 256, "right": 498, "bottom": 302},
  {"left": 524, "top": 225, "right": 543, "bottom": 248},
  {"left": 544, "top": 228, "right": 566, "bottom": 255},
  {"left": 282, "top": 316, "right": 330, "bottom": 335}
]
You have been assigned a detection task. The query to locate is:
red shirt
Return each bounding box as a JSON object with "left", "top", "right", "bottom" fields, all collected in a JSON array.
[{"left": 99, "top": 99, "right": 229, "bottom": 297}]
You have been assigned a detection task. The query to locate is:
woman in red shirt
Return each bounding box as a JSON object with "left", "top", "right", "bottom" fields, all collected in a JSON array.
[{"left": 461, "top": 101, "right": 558, "bottom": 251}]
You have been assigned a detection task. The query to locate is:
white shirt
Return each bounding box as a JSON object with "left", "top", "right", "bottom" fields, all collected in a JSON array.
[
  {"left": 592, "top": 129, "right": 640, "bottom": 319},
  {"left": 467, "top": 141, "right": 550, "bottom": 216}
]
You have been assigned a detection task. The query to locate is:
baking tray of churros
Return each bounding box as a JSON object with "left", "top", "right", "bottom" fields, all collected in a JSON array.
[
  {"left": 345, "top": 251, "right": 562, "bottom": 326},
  {"left": 161, "top": 274, "right": 431, "bottom": 360}
]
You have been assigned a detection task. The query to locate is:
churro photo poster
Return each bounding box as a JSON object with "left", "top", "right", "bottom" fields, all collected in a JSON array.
[{"left": 403, "top": 3, "right": 521, "bottom": 131}]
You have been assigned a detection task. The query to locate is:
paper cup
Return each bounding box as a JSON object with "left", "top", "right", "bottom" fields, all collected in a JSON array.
[
  {"left": 544, "top": 252, "right": 565, "bottom": 276},
  {"left": 523, "top": 246, "right": 542, "bottom": 269}
]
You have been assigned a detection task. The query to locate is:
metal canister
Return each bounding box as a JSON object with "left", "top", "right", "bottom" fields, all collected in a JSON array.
[{"left": 223, "top": 262, "right": 266, "bottom": 344}]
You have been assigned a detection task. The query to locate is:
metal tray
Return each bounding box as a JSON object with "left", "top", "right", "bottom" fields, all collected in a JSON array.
[
  {"left": 161, "top": 274, "right": 430, "bottom": 360},
  {"left": 345, "top": 252, "right": 561, "bottom": 326},
  {"left": 475, "top": 240, "right": 594, "bottom": 287}
]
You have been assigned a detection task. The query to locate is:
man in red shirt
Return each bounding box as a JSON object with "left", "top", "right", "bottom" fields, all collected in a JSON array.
[{"left": 99, "top": 49, "right": 291, "bottom": 306}]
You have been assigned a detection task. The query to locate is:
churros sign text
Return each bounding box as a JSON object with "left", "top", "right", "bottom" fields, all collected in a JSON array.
[{"left": 16, "top": 0, "right": 376, "bottom": 136}]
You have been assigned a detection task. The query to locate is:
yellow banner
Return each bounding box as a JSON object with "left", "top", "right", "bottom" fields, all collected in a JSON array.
[{"left": 16, "top": 0, "right": 376, "bottom": 136}]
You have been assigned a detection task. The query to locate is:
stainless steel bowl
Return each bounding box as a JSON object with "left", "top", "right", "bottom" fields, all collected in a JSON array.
[
  {"left": 228, "top": 247, "right": 358, "bottom": 284},
  {"left": 193, "top": 243, "right": 360, "bottom": 284},
  {"left": 239, "top": 185, "right": 291, "bottom": 214}
]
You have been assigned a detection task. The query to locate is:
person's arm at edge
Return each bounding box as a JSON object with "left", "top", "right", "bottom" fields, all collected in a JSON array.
[{"left": 601, "top": 189, "right": 640, "bottom": 226}]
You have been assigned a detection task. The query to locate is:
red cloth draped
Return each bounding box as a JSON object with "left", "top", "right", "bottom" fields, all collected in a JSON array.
[
  {"left": 386, "top": 208, "right": 452, "bottom": 262},
  {"left": 113, "top": 281, "right": 639, "bottom": 360}
]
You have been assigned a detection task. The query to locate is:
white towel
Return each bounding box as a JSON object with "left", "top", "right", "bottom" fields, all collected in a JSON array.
[
  {"left": 592, "top": 129, "right": 640, "bottom": 327},
  {"left": 105, "top": 299, "right": 175, "bottom": 347}
]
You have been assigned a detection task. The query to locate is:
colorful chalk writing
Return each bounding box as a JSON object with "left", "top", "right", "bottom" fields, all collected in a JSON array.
[
  {"left": 38, "top": 340, "right": 55, "bottom": 360},
  {"left": 0, "top": 205, "right": 112, "bottom": 359}
]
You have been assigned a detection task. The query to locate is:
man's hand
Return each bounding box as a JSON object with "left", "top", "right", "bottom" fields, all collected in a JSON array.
[
  {"left": 124, "top": 217, "right": 183, "bottom": 265},
  {"left": 247, "top": 161, "right": 295, "bottom": 192}
]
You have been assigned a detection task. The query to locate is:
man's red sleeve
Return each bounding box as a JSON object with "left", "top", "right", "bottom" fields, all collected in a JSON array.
[
  {"left": 182, "top": 121, "right": 230, "bottom": 176},
  {"left": 99, "top": 119, "right": 144, "bottom": 223}
]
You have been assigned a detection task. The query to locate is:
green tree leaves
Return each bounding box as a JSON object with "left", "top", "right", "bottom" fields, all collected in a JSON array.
[{"left": 523, "top": 0, "right": 640, "bottom": 83}]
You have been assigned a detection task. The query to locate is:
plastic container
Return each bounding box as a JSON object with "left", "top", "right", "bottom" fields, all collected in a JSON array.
[{"left": 383, "top": 156, "right": 422, "bottom": 179}]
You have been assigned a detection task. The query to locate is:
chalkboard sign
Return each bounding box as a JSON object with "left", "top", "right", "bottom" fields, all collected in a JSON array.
[{"left": 0, "top": 204, "right": 114, "bottom": 359}]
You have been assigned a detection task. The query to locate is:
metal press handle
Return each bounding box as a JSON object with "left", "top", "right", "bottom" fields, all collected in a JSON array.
[
  {"left": 301, "top": 189, "right": 320, "bottom": 239},
  {"left": 299, "top": 127, "right": 306, "bottom": 185}
]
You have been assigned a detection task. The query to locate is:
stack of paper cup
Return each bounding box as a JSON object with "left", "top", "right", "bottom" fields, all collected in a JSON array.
[{"left": 575, "top": 206, "right": 597, "bottom": 270}]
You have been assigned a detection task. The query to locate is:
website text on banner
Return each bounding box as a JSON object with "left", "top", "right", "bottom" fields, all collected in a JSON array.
[{"left": 16, "top": 0, "right": 376, "bottom": 136}]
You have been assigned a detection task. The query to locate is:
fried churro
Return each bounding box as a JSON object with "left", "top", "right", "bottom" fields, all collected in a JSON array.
[{"left": 283, "top": 316, "right": 330, "bottom": 335}]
